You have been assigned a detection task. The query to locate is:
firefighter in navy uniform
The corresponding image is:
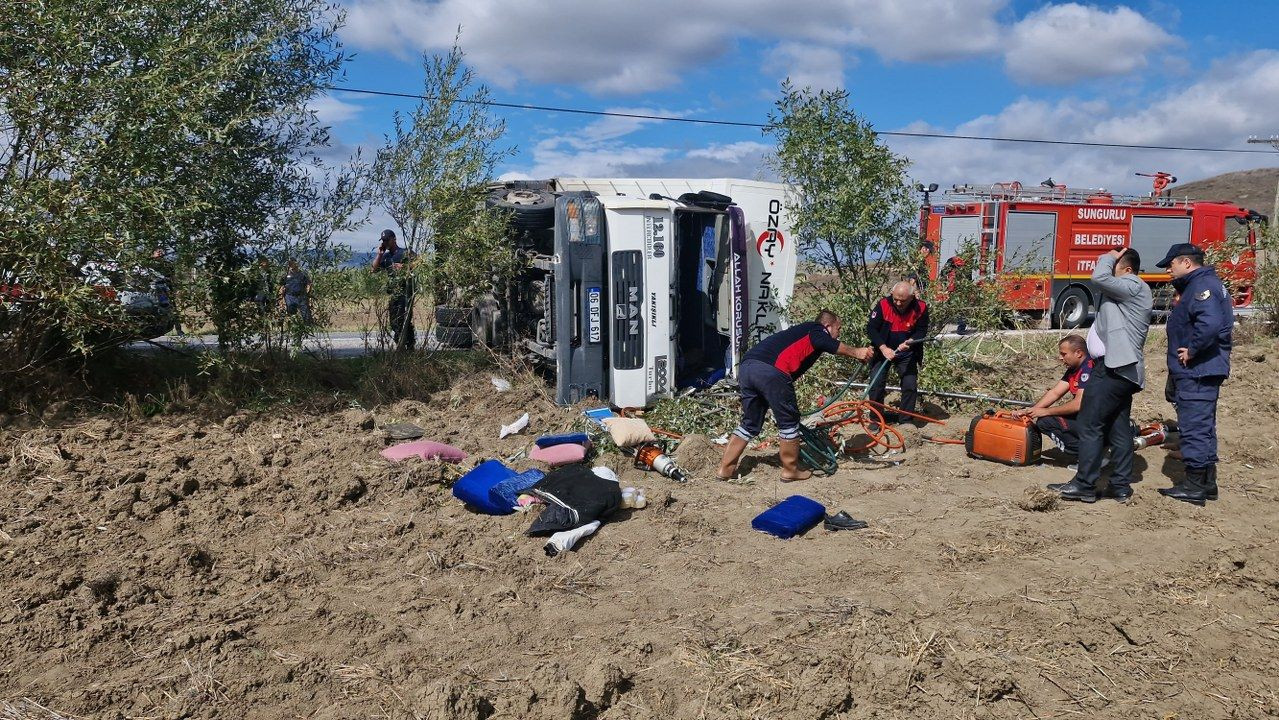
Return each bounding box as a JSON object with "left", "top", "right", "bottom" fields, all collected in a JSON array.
[
  {"left": 867, "top": 281, "right": 930, "bottom": 421},
  {"left": 1155, "top": 243, "right": 1233, "bottom": 505}
]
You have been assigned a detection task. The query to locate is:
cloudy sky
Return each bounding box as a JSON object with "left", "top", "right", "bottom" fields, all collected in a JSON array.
[{"left": 321, "top": 0, "right": 1279, "bottom": 242}]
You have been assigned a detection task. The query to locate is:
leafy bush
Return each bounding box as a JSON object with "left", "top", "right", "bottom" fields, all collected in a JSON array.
[{"left": 0, "top": 0, "right": 363, "bottom": 376}]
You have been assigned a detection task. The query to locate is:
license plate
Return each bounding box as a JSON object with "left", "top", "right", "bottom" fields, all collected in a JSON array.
[{"left": 587, "top": 286, "right": 602, "bottom": 343}]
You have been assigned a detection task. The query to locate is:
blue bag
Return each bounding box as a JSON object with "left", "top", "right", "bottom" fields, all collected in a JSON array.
[
  {"left": 751, "top": 495, "right": 826, "bottom": 539},
  {"left": 489, "top": 468, "right": 546, "bottom": 510},
  {"left": 535, "top": 432, "right": 592, "bottom": 448},
  {"left": 452, "top": 460, "right": 516, "bottom": 515}
]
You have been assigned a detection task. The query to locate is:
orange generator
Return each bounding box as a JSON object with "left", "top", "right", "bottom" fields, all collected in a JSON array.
[{"left": 966, "top": 410, "right": 1041, "bottom": 466}]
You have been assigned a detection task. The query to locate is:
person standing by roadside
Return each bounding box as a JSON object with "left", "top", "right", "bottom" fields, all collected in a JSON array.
[
  {"left": 280, "top": 259, "right": 313, "bottom": 325},
  {"left": 1155, "top": 243, "right": 1232, "bottom": 505},
  {"left": 1050, "top": 247, "right": 1152, "bottom": 503},
  {"left": 371, "top": 229, "right": 415, "bottom": 350}
]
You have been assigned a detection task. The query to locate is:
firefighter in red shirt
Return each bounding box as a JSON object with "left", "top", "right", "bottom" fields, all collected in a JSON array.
[
  {"left": 1012, "top": 334, "right": 1094, "bottom": 458},
  {"left": 717, "top": 310, "right": 873, "bottom": 482},
  {"left": 866, "top": 282, "right": 930, "bottom": 421}
]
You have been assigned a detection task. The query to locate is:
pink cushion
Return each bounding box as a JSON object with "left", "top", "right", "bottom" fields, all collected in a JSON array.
[
  {"left": 381, "top": 440, "right": 467, "bottom": 463},
  {"left": 528, "top": 443, "right": 587, "bottom": 466}
]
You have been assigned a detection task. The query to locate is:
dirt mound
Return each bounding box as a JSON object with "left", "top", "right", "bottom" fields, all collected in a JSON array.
[
  {"left": 673, "top": 433, "right": 721, "bottom": 480},
  {"left": 3, "top": 337, "right": 1279, "bottom": 718},
  {"left": 1016, "top": 486, "right": 1060, "bottom": 512}
]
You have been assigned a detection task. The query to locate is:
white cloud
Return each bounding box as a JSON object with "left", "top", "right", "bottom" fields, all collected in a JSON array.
[
  {"left": 764, "top": 43, "right": 848, "bottom": 92},
  {"left": 309, "top": 95, "right": 363, "bottom": 125},
  {"left": 687, "top": 141, "right": 773, "bottom": 164},
  {"left": 339, "top": 0, "right": 1009, "bottom": 95},
  {"left": 896, "top": 51, "right": 1279, "bottom": 196},
  {"left": 842, "top": 0, "right": 1004, "bottom": 62},
  {"left": 498, "top": 108, "right": 773, "bottom": 180},
  {"left": 1004, "top": 4, "right": 1175, "bottom": 85}
]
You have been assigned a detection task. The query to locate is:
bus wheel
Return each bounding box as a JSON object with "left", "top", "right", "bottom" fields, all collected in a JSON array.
[{"left": 1052, "top": 287, "right": 1091, "bottom": 329}]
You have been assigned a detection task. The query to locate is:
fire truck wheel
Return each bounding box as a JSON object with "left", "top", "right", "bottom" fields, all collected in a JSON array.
[{"left": 1052, "top": 287, "right": 1091, "bottom": 329}]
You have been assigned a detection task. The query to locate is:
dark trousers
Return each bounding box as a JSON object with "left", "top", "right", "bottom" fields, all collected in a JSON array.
[
  {"left": 388, "top": 294, "right": 415, "bottom": 349},
  {"left": 1172, "top": 375, "right": 1222, "bottom": 470},
  {"left": 1074, "top": 362, "right": 1140, "bottom": 489},
  {"left": 284, "top": 295, "right": 312, "bottom": 324},
  {"left": 868, "top": 356, "right": 920, "bottom": 416},
  {"left": 734, "top": 360, "right": 801, "bottom": 440},
  {"left": 1035, "top": 415, "right": 1080, "bottom": 455}
]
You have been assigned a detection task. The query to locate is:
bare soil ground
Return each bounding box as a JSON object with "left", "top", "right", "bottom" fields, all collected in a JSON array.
[{"left": 3, "top": 335, "right": 1278, "bottom": 719}]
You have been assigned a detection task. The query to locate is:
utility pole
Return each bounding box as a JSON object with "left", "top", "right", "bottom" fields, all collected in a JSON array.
[{"left": 1246, "top": 136, "right": 1279, "bottom": 228}]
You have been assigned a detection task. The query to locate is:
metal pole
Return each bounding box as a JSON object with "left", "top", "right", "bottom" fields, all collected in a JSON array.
[{"left": 834, "top": 381, "right": 1034, "bottom": 407}]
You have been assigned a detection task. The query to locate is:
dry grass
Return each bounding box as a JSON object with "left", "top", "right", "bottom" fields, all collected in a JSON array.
[
  {"left": 549, "top": 562, "right": 605, "bottom": 599},
  {"left": 180, "top": 657, "right": 229, "bottom": 703},
  {"left": 680, "top": 633, "right": 795, "bottom": 693},
  {"left": 8, "top": 438, "right": 64, "bottom": 470},
  {"left": 333, "top": 662, "right": 385, "bottom": 683},
  {"left": 0, "top": 699, "right": 83, "bottom": 720}
]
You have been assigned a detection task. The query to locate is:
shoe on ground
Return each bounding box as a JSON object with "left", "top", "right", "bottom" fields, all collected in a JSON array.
[
  {"left": 1159, "top": 466, "right": 1210, "bottom": 506},
  {"left": 824, "top": 511, "right": 869, "bottom": 531},
  {"left": 1055, "top": 479, "right": 1098, "bottom": 503},
  {"left": 1158, "top": 485, "right": 1207, "bottom": 506},
  {"left": 1100, "top": 484, "right": 1132, "bottom": 502}
]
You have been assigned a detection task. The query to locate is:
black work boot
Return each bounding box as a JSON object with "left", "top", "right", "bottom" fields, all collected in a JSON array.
[
  {"left": 1159, "top": 467, "right": 1209, "bottom": 506},
  {"left": 1206, "top": 465, "right": 1219, "bottom": 501},
  {"left": 1100, "top": 484, "right": 1133, "bottom": 502},
  {"left": 1055, "top": 479, "right": 1098, "bottom": 503}
]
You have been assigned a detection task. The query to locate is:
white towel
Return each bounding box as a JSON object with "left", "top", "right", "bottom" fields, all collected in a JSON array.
[{"left": 543, "top": 520, "right": 602, "bottom": 557}]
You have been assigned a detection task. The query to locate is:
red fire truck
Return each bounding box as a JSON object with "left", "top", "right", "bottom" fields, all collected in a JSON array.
[{"left": 921, "top": 177, "right": 1266, "bottom": 328}]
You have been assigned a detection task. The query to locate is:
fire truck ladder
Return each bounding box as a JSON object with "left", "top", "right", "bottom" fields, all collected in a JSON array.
[
  {"left": 947, "top": 183, "right": 1193, "bottom": 208},
  {"left": 981, "top": 201, "right": 999, "bottom": 275}
]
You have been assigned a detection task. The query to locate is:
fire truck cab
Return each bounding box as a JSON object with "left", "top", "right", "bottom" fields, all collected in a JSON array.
[{"left": 921, "top": 180, "right": 1264, "bottom": 328}]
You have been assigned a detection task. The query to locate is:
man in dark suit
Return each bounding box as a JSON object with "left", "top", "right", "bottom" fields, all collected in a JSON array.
[{"left": 1050, "top": 247, "right": 1152, "bottom": 503}]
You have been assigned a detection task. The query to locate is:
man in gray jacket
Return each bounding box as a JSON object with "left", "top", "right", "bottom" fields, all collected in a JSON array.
[{"left": 1051, "top": 247, "right": 1153, "bottom": 502}]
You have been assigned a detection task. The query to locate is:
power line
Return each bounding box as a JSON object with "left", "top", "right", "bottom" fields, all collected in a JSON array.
[{"left": 324, "top": 84, "right": 1279, "bottom": 155}]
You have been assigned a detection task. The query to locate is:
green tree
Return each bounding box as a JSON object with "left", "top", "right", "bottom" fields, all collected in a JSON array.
[
  {"left": 764, "top": 82, "right": 919, "bottom": 311},
  {"left": 368, "top": 39, "right": 516, "bottom": 350},
  {"left": 0, "top": 0, "right": 359, "bottom": 371}
]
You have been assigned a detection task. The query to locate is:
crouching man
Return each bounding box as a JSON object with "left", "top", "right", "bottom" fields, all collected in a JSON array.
[
  {"left": 717, "top": 310, "right": 873, "bottom": 482},
  {"left": 1012, "top": 334, "right": 1094, "bottom": 460}
]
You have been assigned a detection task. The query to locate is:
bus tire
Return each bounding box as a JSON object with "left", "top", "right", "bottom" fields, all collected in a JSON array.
[{"left": 1052, "top": 287, "right": 1091, "bottom": 329}]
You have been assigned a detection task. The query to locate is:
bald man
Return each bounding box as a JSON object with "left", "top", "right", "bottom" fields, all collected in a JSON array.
[{"left": 866, "top": 281, "right": 930, "bottom": 420}]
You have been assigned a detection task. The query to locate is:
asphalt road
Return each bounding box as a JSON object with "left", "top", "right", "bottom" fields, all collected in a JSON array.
[{"left": 130, "top": 331, "right": 399, "bottom": 358}]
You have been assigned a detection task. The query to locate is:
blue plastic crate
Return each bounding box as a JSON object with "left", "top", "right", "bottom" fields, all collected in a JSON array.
[{"left": 751, "top": 495, "right": 826, "bottom": 539}]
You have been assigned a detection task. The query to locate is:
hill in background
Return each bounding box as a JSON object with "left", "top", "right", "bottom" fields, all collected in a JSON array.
[{"left": 1175, "top": 167, "right": 1279, "bottom": 214}]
